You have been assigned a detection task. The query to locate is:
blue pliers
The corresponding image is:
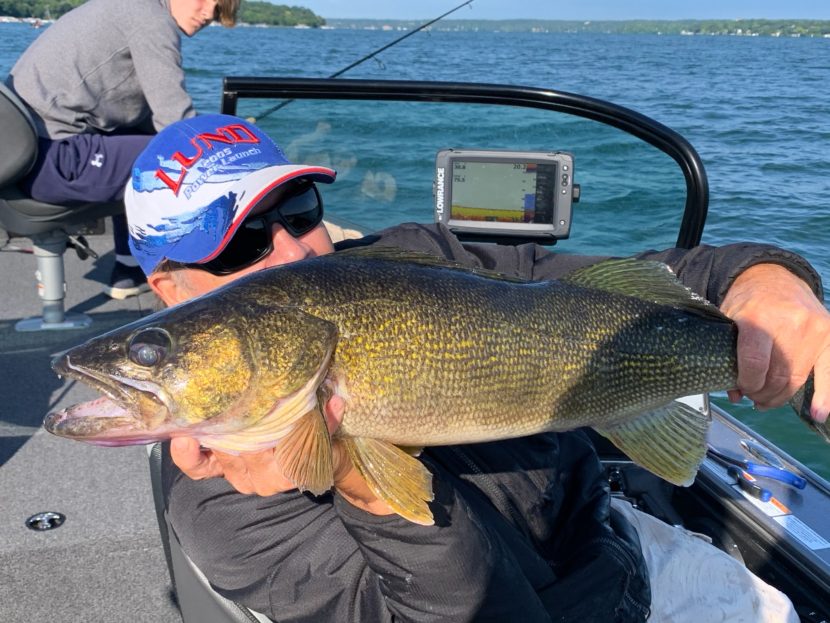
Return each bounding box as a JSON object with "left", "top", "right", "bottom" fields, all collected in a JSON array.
[{"left": 707, "top": 445, "right": 807, "bottom": 491}]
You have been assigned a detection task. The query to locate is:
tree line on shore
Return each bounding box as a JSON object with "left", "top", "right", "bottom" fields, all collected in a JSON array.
[
  {"left": 0, "top": 0, "right": 326, "bottom": 27},
  {"left": 329, "top": 18, "right": 830, "bottom": 37}
]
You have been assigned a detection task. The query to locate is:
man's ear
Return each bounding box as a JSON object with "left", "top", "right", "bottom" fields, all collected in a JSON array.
[{"left": 147, "top": 270, "right": 185, "bottom": 306}]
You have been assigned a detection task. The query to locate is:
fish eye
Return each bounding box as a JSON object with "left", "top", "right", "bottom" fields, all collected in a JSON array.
[{"left": 128, "top": 328, "right": 172, "bottom": 367}]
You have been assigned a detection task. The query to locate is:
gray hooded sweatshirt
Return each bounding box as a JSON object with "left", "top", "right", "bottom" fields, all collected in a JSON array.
[{"left": 6, "top": 0, "right": 195, "bottom": 139}]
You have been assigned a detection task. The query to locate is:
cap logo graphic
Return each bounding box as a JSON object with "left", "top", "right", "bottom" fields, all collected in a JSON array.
[
  {"left": 127, "top": 113, "right": 336, "bottom": 275},
  {"left": 156, "top": 123, "right": 261, "bottom": 196}
]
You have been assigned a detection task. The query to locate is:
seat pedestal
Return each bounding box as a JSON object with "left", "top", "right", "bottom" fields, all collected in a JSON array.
[{"left": 15, "top": 229, "right": 92, "bottom": 332}]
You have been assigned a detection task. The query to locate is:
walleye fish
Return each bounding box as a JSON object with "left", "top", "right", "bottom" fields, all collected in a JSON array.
[{"left": 44, "top": 248, "right": 824, "bottom": 524}]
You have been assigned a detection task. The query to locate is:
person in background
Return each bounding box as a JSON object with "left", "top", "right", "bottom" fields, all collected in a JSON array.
[
  {"left": 128, "top": 114, "right": 829, "bottom": 622},
  {"left": 4, "top": 0, "right": 240, "bottom": 299}
]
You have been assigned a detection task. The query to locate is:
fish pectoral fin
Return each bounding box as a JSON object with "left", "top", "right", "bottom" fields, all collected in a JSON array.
[
  {"left": 594, "top": 400, "right": 711, "bottom": 486},
  {"left": 340, "top": 436, "right": 435, "bottom": 525},
  {"left": 273, "top": 406, "right": 334, "bottom": 496}
]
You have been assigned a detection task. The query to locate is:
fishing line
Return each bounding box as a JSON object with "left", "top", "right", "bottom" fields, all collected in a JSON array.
[{"left": 246, "top": 0, "right": 475, "bottom": 123}]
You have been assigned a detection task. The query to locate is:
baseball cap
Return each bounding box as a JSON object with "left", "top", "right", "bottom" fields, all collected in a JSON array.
[{"left": 125, "top": 113, "right": 336, "bottom": 275}]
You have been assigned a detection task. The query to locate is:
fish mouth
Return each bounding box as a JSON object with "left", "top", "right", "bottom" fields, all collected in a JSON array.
[{"left": 44, "top": 356, "right": 172, "bottom": 446}]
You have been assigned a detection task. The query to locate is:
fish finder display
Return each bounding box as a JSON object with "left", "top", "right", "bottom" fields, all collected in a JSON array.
[
  {"left": 449, "top": 161, "right": 557, "bottom": 224},
  {"left": 434, "top": 149, "right": 577, "bottom": 243}
]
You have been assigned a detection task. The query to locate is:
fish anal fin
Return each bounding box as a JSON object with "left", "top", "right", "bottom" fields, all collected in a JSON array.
[
  {"left": 341, "top": 436, "right": 435, "bottom": 525},
  {"left": 595, "top": 400, "right": 711, "bottom": 486},
  {"left": 273, "top": 406, "right": 333, "bottom": 496}
]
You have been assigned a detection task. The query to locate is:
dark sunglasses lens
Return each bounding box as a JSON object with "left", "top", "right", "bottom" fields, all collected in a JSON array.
[
  {"left": 195, "top": 183, "right": 323, "bottom": 275},
  {"left": 278, "top": 186, "right": 323, "bottom": 236},
  {"left": 203, "top": 223, "right": 271, "bottom": 274}
]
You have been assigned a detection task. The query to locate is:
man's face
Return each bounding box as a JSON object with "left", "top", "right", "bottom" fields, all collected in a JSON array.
[
  {"left": 151, "top": 183, "right": 336, "bottom": 305},
  {"left": 169, "top": 0, "right": 217, "bottom": 36}
]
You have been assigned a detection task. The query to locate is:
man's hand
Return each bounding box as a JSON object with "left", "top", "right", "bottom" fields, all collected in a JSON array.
[
  {"left": 170, "top": 395, "right": 394, "bottom": 515},
  {"left": 720, "top": 263, "right": 830, "bottom": 422},
  {"left": 170, "top": 437, "right": 298, "bottom": 496}
]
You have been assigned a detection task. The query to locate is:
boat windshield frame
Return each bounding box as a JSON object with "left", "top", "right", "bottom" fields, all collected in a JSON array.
[{"left": 220, "top": 76, "right": 709, "bottom": 249}]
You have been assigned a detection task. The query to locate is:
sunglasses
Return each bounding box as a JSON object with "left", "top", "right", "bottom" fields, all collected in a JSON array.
[{"left": 188, "top": 181, "right": 324, "bottom": 276}]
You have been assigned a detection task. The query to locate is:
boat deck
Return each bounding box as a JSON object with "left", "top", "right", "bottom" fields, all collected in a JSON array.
[{"left": 0, "top": 224, "right": 181, "bottom": 622}]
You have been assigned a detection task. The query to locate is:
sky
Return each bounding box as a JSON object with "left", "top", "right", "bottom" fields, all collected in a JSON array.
[{"left": 296, "top": 0, "right": 830, "bottom": 21}]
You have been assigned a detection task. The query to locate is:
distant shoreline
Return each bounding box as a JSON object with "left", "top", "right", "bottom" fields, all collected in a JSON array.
[
  {"left": 2, "top": 16, "right": 829, "bottom": 37},
  {"left": 324, "top": 18, "right": 830, "bottom": 37}
]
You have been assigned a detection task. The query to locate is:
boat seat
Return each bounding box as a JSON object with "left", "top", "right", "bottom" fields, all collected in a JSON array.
[
  {"left": 147, "top": 443, "right": 274, "bottom": 623},
  {"left": 0, "top": 81, "right": 124, "bottom": 331}
]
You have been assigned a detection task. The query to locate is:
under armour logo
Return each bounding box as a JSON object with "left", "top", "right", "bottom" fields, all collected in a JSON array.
[{"left": 90, "top": 153, "right": 104, "bottom": 168}]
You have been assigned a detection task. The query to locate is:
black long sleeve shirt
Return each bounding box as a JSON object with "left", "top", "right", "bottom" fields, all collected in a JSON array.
[{"left": 163, "top": 222, "right": 822, "bottom": 622}]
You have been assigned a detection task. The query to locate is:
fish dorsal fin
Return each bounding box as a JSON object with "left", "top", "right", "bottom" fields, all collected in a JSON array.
[
  {"left": 563, "top": 258, "right": 727, "bottom": 319},
  {"left": 334, "top": 246, "right": 527, "bottom": 282}
]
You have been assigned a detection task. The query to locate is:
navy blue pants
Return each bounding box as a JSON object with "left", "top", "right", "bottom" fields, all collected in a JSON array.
[{"left": 23, "top": 133, "right": 153, "bottom": 255}]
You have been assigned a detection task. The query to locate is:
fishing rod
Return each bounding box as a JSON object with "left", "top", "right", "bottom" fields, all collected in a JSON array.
[{"left": 247, "top": 0, "right": 475, "bottom": 123}]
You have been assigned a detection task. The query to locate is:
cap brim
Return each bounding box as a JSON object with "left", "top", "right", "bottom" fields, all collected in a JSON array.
[{"left": 166, "top": 163, "right": 335, "bottom": 266}]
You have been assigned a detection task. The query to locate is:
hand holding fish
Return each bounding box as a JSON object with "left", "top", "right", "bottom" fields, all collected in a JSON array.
[
  {"left": 170, "top": 437, "right": 295, "bottom": 495},
  {"left": 721, "top": 263, "right": 830, "bottom": 422},
  {"left": 168, "top": 400, "right": 342, "bottom": 496},
  {"left": 171, "top": 395, "right": 394, "bottom": 515}
]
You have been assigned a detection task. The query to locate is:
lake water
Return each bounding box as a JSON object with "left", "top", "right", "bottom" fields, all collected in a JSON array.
[{"left": 2, "top": 23, "right": 829, "bottom": 477}]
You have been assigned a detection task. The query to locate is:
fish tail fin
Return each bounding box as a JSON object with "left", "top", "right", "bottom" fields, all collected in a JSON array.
[
  {"left": 790, "top": 373, "right": 830, "bottom": 443},
  {"left": 340, "top": 436, "right": 435, "bottom": 525},
  {"left": 273, "top": 406, "right": 334, "bottom": 495},
  {"left": 595, "top": 400, "right": 711, "bottom": 486}
]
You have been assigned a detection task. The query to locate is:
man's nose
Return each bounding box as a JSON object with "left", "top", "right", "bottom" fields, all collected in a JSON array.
[{"left": 270, "top": 225, "right": 310, "bottom": 264}]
